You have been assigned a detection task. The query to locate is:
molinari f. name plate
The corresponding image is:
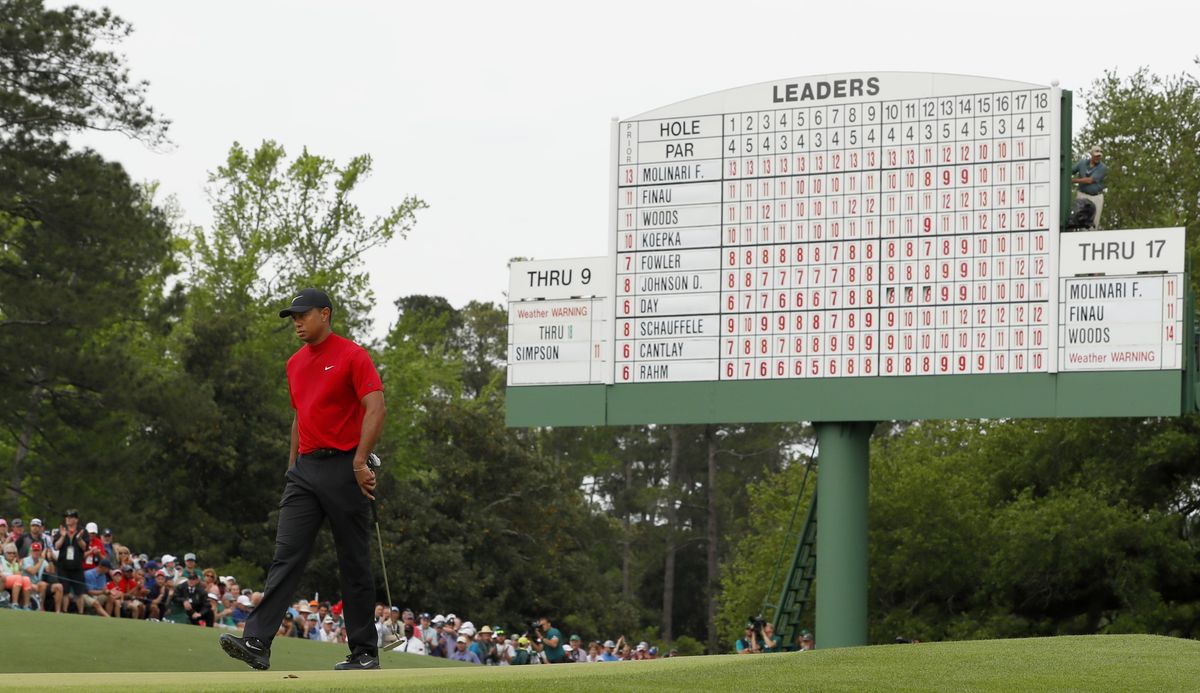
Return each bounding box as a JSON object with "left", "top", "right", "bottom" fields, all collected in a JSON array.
[{"left": 613, "top": 72, "right": 1062, "bottom": 383}]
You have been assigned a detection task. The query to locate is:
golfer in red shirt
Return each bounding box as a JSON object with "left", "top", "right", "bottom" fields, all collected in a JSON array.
[{"left": 221, "top": 288, "right": 385, "bottom": 671}]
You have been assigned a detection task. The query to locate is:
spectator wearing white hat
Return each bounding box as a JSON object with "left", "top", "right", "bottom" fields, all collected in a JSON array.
[
  {"left": 232, "top": 593, "right": 255, "bottom": 629},
  {"left": 448, "top": 634, "right": 481, "bottom": 664},
  {"left": 319, "top": 615, "right": 340, "bottom": 643},
  {"left": 80, "top": 522, "right": 105, "bottom": 572},
  {"left": 429, "top": 615, "right": 451, "bottom": 657},
  {"left": 161, "top": 555, "right": 183, "bottom": 586}
]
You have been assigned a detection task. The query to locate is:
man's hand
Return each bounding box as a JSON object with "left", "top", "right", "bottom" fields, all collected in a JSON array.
[{"left": 354, "top": 465, "right": 376, "bottom": 500}]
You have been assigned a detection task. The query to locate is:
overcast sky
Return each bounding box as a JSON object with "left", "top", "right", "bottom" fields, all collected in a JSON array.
[{"left": 74, "top": 0, "right": 1198, "bottom": 338}]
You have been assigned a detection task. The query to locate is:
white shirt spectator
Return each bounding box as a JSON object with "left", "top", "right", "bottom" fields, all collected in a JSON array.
[{"left": 391, "top": 636, "right": 427, "bottom": 655}]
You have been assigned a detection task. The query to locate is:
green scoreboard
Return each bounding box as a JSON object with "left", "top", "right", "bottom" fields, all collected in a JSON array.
[{"left": 507, "top": 72, "right": 1197, "bottom": 426}]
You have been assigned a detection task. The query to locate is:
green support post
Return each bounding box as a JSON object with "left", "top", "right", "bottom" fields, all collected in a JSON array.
[{"left": 813, "top": 421, "right": 874, "bottom": 649}]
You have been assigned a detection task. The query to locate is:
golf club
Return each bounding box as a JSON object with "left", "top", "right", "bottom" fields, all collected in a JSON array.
[{"left": 366, "top": 452, "right": 392, "bottom": 608}]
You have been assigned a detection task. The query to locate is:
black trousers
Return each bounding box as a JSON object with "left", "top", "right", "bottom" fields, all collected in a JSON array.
[{"left": 244, "top": 452, "right": 377, "bottom": 655}]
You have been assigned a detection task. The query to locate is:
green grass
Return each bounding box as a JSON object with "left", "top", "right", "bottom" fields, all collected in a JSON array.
[
  {"left": 1, "top": 609, "right": 1198, "bottom": 691},
  {"left": 0, "top": 608, "right": 462, "bottom": 673}
]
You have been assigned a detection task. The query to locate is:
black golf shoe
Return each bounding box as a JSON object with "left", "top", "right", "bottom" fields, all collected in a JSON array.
[
  {"left": 334, "top": 651, "right": 380, "bottom": 670},
  {"left": 219, "top": 633, "right": 271, "bottom": 670}
]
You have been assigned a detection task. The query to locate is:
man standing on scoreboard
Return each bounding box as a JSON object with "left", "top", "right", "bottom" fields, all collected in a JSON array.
[{"left": 1071, "top": 145, "right": 1108, "bottom": 229}]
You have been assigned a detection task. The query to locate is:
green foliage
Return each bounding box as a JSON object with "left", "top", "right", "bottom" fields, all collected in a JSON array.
[
  {"left": 371, "top": 299, "right": 626, "bottom": 635},
  {"left": 0, "top": 146, "right": 176, "bottom": 519},
  {"left": 663, "top": 634, "right": 706, "bottom": 657},
  {"left": 215, "top": 556, "right": 266, "bottom": 593},
  {"left": 1074, "top": 65, "right": 1200, "bottom": 290},
  {"left": 0, "top": 0, "right": 168, "bottom": 145},
  {"left": 873, "top": 418, "right": 1200, "bottom": 642},
  {"left": 194, "top": 140, "right": 426, "bottom": 338},
  {"left": 717, "top": 456, "right": 815, "bottom": 648}
]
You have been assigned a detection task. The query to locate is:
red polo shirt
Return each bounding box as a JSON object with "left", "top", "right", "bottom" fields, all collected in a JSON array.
[{"left": 287, "top": 333, "right": 383, "bottom": 453}]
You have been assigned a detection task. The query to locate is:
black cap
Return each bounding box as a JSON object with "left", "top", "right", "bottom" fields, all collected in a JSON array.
[
  {"left": 99, "top": 559, "right": 112, "bottom": 568},
  {"left": 278, "top": 289, "right": 332, "bottom": 318},
  {"left": 102, "top": 527, "right": 111, "bottom": 535},
  {"left": 64, "top": 508, "right": 79, "bottom": 518}
]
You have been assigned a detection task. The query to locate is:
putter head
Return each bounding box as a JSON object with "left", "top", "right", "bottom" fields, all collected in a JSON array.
[{"left": 381, "top": 638, "right": 404, "bottom": 652}]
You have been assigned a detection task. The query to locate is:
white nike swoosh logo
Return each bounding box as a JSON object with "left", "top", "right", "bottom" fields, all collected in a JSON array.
[{"left": 324, "top": 365, "right": 335, "bottom": 371}]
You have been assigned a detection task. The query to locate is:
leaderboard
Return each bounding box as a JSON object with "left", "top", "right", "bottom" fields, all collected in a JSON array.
[{"left": 613, "top": 73, "right": 1060, "bottom": 383}]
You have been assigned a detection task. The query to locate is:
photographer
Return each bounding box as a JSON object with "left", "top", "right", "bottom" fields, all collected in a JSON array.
[
  {"left": 760, "top": 621, "right": 779, "bottom": 653},
  {"left": 735, "top": 623, "right": 759, "bottom": 654},
  {"left": 532, "top": 616, "right": 566, "bottom": 663}
]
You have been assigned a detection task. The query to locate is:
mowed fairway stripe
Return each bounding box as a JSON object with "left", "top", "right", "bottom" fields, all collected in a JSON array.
[{"left": 3, "top": 606, "right": 1200, "bottom": 692}]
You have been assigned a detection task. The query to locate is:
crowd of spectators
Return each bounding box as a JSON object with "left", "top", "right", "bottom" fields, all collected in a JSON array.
[
  {"left": 2, "top": 512, "right": 681, "bottom": 663},
  {"left": 1, "top": 510, "right": 260, "bottom": 624}
]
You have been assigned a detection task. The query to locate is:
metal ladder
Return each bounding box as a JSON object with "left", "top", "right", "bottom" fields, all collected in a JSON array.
[{"left": 770, "top": 490, "right": 817, "bottom": 650}]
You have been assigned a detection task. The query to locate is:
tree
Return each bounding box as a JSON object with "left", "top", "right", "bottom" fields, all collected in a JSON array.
[
  {"left": 0, "top": 148, "right": 175, "bottom": 513},
  {"left": 1074, "top": 65, "right": 1200, "bottom": 285},
  {"left": 0, "top": 0, "right": 168, "bottom": 145},
  {"left": 369, "top": 298, "right": 625, "bottom": 634},
  {"left": 131, "top": 141, "right": 427, "bottom": 581},
  {"left": 194, "top": 140, "right": 426, "bottom": 338}
]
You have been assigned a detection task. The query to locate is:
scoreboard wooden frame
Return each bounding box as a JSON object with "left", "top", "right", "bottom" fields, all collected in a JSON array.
[{"left": 506, "top": 72, "right": 1197, "bottom": 427}]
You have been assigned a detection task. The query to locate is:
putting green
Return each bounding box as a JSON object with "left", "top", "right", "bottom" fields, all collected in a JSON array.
[{"left": 2, "top": 609, "right": 1198, "bottom": 691}]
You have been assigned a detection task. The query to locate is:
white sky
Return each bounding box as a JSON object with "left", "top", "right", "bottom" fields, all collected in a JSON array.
[{"left": 74, "top": 0, "right": 1198, "bottom": 339}]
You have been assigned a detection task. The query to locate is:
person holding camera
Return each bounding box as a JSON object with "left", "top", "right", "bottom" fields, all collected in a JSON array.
[
  {"left": 736, "top": 622, "right": 760, "bottom": 654},
  {"left": 759, "top": 621, "right": 779, "bottom": 653},
  {"left": 532, "top": 616, "right": 566, "bottom": 663},
  {"left": 220, "top": 289, "right": 386, "bottom": 672}
]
